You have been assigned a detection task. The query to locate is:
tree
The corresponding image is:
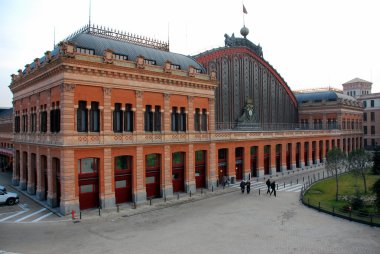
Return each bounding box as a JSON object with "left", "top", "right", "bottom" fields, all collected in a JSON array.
[
  {"left": 372, "top": 179, "right": 380, "bottom": 212},
  {"left": 348, "top": 149, "right": 372, "bottom": 193},
  {"left": 326, "top": 147, "right": 347, "bottom": 201},
  {"left": 372, "top": 147, "right": 380, "bottom": 175}
]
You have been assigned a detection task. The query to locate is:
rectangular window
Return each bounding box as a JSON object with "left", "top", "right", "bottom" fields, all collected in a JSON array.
[
  {"left": 80, "top": 184, "right": 94, "bottom": 193},
  {"left": 14, "top": 116, "right": 20, "bottom": 133},
  {"left": 50, "top": 107, "right": 60, "bottom": 133},
  {"left": 371, "top": 112, "right": 375, "bottom": 122},
  {"left": 90, "top": 101, "right": 100, "bottom": 132},
  {"left": 113, "top": 103, "right": 123, "bottom": 133},
  {"left": 146, "top": 154, "right": 158, "bottom": 167},
  {"left": 112, "top": 53, "right": 128, "bottom": 61},
  {"left": 364, "top": 126, "right": 367, "bottom": 135},
  {"left": 144, "top": 105, "right": 153, "bottom": 132},
  {"left": 146, "top": 176, "right": 155, "bottom": 184},
  {"left": 124, "top": 104, "right": 134, "bottom": 132},
  {"left": 40, "top": 111, "right": 47, "bottom": 133},
  {"left": 363, "top": 113, "right": 367, "bottom": 121},
  {"left": 115, "top": 180, "right": 127, "bottom": 188},
  {"left": 172, "top": 152, "right": 184, "bottom": 165},
  {"left": 154, "top": 106, "right": 161, "bottom": 132},
  {"left": 371, "top": 100, "right": 374, "bottom": 107},
  {"left": 363, "top": 101, "right": 367, "bottom": 108},
  {"left": 201, "top": 109, "right": 208, "bottom": 131},
  {"left": 77, "top": 101, "right": 88, "bottom": 132},
  {"left": 77, "top": 47, "right": 95, "bottom": 55},
  {"left": 78, "top": 158, "right": 98, "bottom": 174},
  {"left": 371, "top": 126, "right": 375, "bottom": 135},
  {"left": 179, "top": 107, "right": 186, "bottom": 132},
  {"left": 171, "top": 107, "right": 178, "bottom": 131},
  {"left": 115, "top": 156, "right": 130, "bottom": 170},
  {"left": 194, "top": 108, "right": 200, "bottom": 131},
  {"left": 144, "top": 59, "right": 156, "bottom": 65},
  {"left": 195, "top": 151, "right": 204, "bottom": 162}
]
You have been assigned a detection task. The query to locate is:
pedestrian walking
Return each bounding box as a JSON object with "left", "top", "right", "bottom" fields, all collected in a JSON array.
[
  {"left": 266, "top": 179, "right": 271, "bottom": 194},
  {"left": 270, "top": 181, "right": 276, "bottom": 197},
  {"left": 240, "top": 180, "right": 246, "bottom": 194},
  {"left": 246, "top": 181, "right": 251, "bottom": 194}
]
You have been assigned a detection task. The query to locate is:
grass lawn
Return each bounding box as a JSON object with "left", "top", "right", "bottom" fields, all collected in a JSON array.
[{"left": 303, "top": 172, "right": 380, "bottom": 223}]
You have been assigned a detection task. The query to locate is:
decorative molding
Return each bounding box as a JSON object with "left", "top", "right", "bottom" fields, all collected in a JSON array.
[
  {"left": 60, "top": 83, "right": 76, "bottom": 92},
  {"left": 59, "top": 41, "right": 76, "bottom": 58},
  {"left": 164, "top": 93, "right": 171, "bottom": 100},
  {"left": 103, "top": 49, "right": 114, "bottom": 64},
  {"left": 136, "top": 55, "right": 145, "bottom": 69},
  {"left": 187, "top": 96, "right": 194, "bottom": 103},
  {"left": 136, "top": 90, "right": 144, "bottom": 98},
  {"left": 103, "top": 87, "right": 112, "bottom": 95},
  {"left": 188, "top": 65, "right": 196, "bottom": 77},
  {"left": 163, "top": 60, "right": 172, "bottom": 73}
]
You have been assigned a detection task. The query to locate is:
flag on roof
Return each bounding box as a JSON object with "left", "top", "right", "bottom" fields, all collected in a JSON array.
[{"left": 243, "top": 4, "right": 248, "bottom": 14}]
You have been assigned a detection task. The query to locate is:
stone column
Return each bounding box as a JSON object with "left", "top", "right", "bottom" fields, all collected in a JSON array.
[
  {"left": 270, "top": 144, "right": 276, "bottom": 175},
  {"left": 162, "top": 145, "right": 173, "bottom": 198},
  {"left": 208, "top": 98, "right": 215, "bottom": 132},
  {"left": 46, "top": 92, "right": 51, "bottom": 134},
  {"left": 186, "top": 144, "right": 196, "bottom": 193},
  {"left": 307, "top": 142, "right": 313, "bottom": 166},
  {"left": 315, "top": 140, "right": 320, "bottom": 164},
  {"left": 60, "top": 149, "right": 79, "bottom": 215},
  {"left": 134, "top": 146, "right": 146, "bottom": 203},
  {"left": 27, "top": 149, "right": 36, "bottom": 195},
  {"left": 300, "top": 142, "right": 305, "bottom": 168},
  {"left": 12, "top": 149, "right": 20, "bottom": 186},
  {"left": 103, "top": 88, "right": 112, "bottom": 135},
  {"left": 19, "top": 150, "right": 27, "bottom": 190},
  {"left": 281, "top": 143, "right": 287, "bottom": 172},
  {"left": 257, "top": 145, "right": 264, "bottom": 177},
  {"left": 164, "top": 93, "right": 171, "bottom": 133},
  {"left": 323, "top": 113, "right": 327, "bottom": 129},
  {"left": 101, "top": 148, "right": 115, "bottom": 208},
  {"left": 291, "top": 142, "right": 296, "bottom": 170},
  {"left": 243, "top": 146, "right": 251, "bottom": 180},
  {"left": 135, "top": 91, "right": 144, "bottom": 135},
  {"left": 208, "top": 142, "right": 217, "bottom": 188},
  {"left": 46, "top": 149, "right": 54, "bottom": 207},
  {"left": 308, "top": 115, "right": 313, "bottom": 130},
  {"left": 60, "top": 84, "right": 75, "bottom": 144},
  {"left": 227, "top": 147, "right": 235, "bottom": 184}
]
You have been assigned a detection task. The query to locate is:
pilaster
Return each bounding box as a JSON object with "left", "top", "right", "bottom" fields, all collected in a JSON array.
[
  {"left": 162, "top": 145, "right": 173, "bottom": 198},
  {"left": 207, "top": 142, "right": 217, "bottom": 188},
  {"left": 134, "top": 146, "right": 146, "bottom": 203},
  {"left": 164, "top": 93, "right": 171, "bottom": 133},
  {"left": 101, "top": 148, "right": 115, "bottom": 208},
  {"left": 59, "top": 149, "right": 79, "bottom": 215},
  {"left": 227, "top": 147, "right": 235, "bottom": 183},
  {"left": 269, "top": 144, "right": 276, "bottom": 175},
  {"left": 186, "top": 144, "right": 196, "bottom": 193},
  {"left": 257, "top": 145, "right": 264, "bottom": 177},
  {"left": 103, "top": 88, "right": 112, "bottom": 135}
]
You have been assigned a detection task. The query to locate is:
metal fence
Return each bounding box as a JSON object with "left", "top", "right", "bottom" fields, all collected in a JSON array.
[{"left": 215, "top": 122, "right": 341, "bottom": 131}]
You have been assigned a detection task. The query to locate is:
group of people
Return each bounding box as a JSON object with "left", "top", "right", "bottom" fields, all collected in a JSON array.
[
  {"left": 266, "top": 179, "right": 276, "bottom": 197},
  {"left": 239, "top": 180, "right": 251, "bottom": 194}
]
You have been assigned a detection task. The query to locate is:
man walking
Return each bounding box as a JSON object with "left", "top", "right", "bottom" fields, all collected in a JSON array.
[
  {"left": 270, "top": 181, "right": 276, "bottom": 197},
  {"left": 266, "top": 179, "right": 271, "bottom": 194},
  {"left": 240, "top": 180, "right": 246, "bottom": 194},
  {"left": 246, "top": 180, "right": 251, "bottom": 194}
]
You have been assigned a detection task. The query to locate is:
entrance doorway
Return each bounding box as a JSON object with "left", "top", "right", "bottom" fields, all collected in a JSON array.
[
  {"left": 195, "top": 150, "right": 206, "bottom": 189},
  {"left": 78, "top": 158, "right": 99, "bottom": 210},
  {"left": 146, "top": 154, "right": 161, "bottom": 199},
  {"left": 114, "top": 155, "right": 133, "bottom": 204},
  {"left": 172, "top": 152, "right": 185, "bottom": 193}
]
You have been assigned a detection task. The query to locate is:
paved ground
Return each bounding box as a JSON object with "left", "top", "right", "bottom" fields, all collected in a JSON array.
[{"left": 1, "top": 186, "right": 379, "bottom": 254}]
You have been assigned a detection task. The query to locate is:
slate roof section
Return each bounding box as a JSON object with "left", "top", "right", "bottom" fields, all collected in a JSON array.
[
  {"left": 0, "top": 108, "right": 13, "bottom": 118},
  {"left": 295, "top": 91, "right": 356, "bottom": 104},
  {"left": 343, "top": 78, "right": 372, "bottom": 85}
]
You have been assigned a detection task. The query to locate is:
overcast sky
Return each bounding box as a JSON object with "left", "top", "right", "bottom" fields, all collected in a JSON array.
[{"left": 0, "top": 0, "right": 379, "bottom": 107}]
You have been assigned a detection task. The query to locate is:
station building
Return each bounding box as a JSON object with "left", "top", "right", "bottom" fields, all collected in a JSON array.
[{"left": 8, "top": 25, "right": 363, "bottom": 215}]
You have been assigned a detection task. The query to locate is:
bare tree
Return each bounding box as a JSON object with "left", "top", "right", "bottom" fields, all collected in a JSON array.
[
  {"left": 326, "top": 147, "right": 347, "bottom": 201},
  {"left": 348, "top": 149, "right": 372, "bottom": 193}
]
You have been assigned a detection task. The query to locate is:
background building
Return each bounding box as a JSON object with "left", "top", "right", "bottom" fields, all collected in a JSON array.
[
  {"left": 0, "top": 108, "right": 13, "bottom": 172},
  {"left": 342, "top": 78, "right": 380, "bottom": 149}
]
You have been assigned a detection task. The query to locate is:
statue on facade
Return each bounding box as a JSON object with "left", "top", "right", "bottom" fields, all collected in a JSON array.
[{"left": 237, "top": 98, "right": 260, "bottom": 129}]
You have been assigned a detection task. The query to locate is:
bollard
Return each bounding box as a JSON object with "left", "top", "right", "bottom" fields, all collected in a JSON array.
[
  {"left": 303, "top": 176, "right": 304, "bottom": 182},
  {"left": 277, "top": 184, "right": 278, "bottom": 190},
  {"left": 117, "top": 204, "right": 120, "bottom": 213},
  {"left": 212, "top": 186, "right": 214, "bottom": 192},
  {"left": 332, "top": 206, "right": 335, "bottom": 216},
  {"left": 259, "top": 189, "right": 260, "bottom": 195},
  {"left": 98, "top": 206, "right": 101, "bottom": 216},
  {"left": 80, "top": 211, "right": 82, "bottom": 220},
  {"left": 177, "top": 193, "right": 180, "bottom": 200},
  {"left": 133, "top": 202, "right": 136, "bottom": 209},
  {"left": 71, "top": 210, "right": 75, "bottom": 220},
  {"left": 190, "top": 190, "right": 192, "bottom": 197},
  {"left": 318, "top": 202, "right": 320, "bottom": 211},
  {"left": 291, "top": 181, "right": 292, "bottom": 186},
  {"left": 201, "top": 188, "right": 203, "bottom": 195},
  {"left": 318, "top": 172, "right": 320, "bottom": 180},
  {"left": 164, "top": 194, "right": 166, "bottom": 202},
  {"left": 297, "top": 178, "right": 298, "bottom": 184},
  {"left": 150, "top": 198, "right": 152, "bottom": 206},
  {"left": 284, "top": 182, "right": 285, "bottom": 188}
]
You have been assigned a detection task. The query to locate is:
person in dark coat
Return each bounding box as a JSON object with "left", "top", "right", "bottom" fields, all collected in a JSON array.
[
  {"left": 240, "top": 180, "right": 246, "bottom": 193},
  {"left": 246, "top": 181, "right": 251, "bottom": 194},
  {"left": 266, "top": 179, "right": 271, "bottom": 194},
  {"left": 270, "top": 181, "right": 276, "bottom": 197}
]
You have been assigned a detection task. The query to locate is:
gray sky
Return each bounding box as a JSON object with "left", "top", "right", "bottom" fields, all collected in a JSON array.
[{"left": 1, "top": 0, "right": 379, "bottom": 107}]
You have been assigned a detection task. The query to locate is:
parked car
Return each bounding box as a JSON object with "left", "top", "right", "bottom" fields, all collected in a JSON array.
[{"left": 0, "top": 184, "right": 19, "bottom": 205}]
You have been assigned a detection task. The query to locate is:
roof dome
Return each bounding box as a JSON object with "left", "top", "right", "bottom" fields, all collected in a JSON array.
[{"left": 240, "top": 26, "right": 249, "bottom": 38}]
